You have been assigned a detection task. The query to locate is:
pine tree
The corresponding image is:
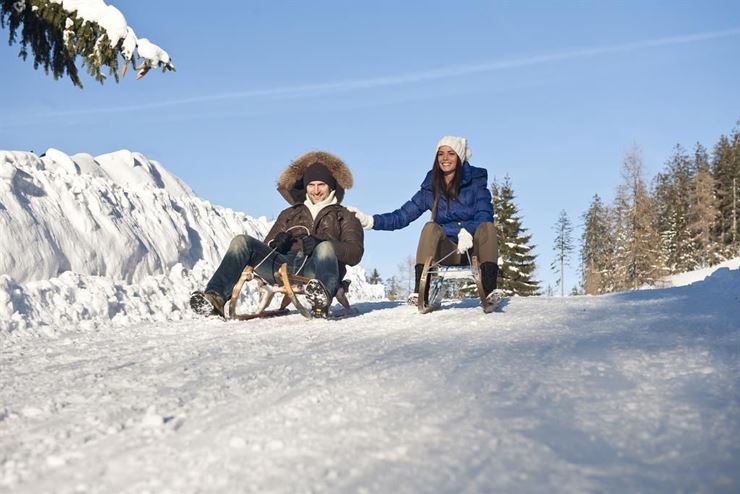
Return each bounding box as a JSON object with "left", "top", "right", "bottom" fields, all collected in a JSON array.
[
  {"left": 367, "top": 268, "right": 382, "bottom": 285},
  {"left": 491, "top": 176, "right": 540, "bottom": 296},
  {"left": 580, "top": 194, "right": 615, "bottom": 294},
  {"left": 551, "top": 209, "right": 574, "bottom": 296},
  {"left": 689, "top": 143, "right": 721, "bottom": 266},
  {"left": 711, "top": 128, "right": 740, "bottom": 257},
  {"left": 653, "top": 144, "right": 696, "bottom": 273},
  {"left": 612, "top": 146, "right": 663, "bottom": 290},
  {"left": 1, "top": 0, "right": 174, "bottom": 87}
]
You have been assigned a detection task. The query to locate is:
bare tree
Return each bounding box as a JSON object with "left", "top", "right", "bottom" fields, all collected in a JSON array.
[
  {"left": 613, "top": 145, "right": 663, "bottom": 290},
  {"left": 396, "top": 255, "right": 415, "bottom": 297}
]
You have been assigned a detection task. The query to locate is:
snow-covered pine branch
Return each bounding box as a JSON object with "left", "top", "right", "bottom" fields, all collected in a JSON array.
[{"left": 1, "top": 0, "right": 174, "bottom": 87}]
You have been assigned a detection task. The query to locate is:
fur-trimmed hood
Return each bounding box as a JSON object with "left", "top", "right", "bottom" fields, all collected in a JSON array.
[{"left": 277, "top": 151, "right": 354, "bottom": 205}]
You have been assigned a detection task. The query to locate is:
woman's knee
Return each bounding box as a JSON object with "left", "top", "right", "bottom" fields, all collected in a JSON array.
[
  {"left": 474, "top": 222, "right": 496, "bottom": 239},
  {"left": 421, "top": 221, "right": 444, "bottom": 235},
  {"left": 474, "top": 222, "right": 498, "bottom": 259},
  {"left": 419, "top": 222, "right": 445, "bottom": 243},
  {"left": 416, "top": 222, "right": 448, "bottom": 263}
]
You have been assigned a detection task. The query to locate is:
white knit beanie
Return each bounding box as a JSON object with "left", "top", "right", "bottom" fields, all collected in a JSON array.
[{"left": 436, "top": 135, "right": 472, "bottom": 163}]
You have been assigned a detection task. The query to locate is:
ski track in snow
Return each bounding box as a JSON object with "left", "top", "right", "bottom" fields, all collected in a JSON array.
[{"left": 2, "top": 268, "right": 739, "bottom": 493}]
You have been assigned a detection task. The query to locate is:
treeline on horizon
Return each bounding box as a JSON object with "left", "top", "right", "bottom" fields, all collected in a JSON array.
[
  {"left": 371, "top": 121, "right": 739, "bottom": 298},
  {"left": 580, "top": 121, "right": 740, "bottom": 294}
]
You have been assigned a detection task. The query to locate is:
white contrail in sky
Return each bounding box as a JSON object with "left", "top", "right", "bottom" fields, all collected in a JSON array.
[{"left": 13, "top": 27, "right": 740, "bottom": 120}]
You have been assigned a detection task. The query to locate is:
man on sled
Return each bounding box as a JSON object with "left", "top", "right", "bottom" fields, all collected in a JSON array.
[{"left": 190, "top": 151, "right": 364, "bottom": 320}]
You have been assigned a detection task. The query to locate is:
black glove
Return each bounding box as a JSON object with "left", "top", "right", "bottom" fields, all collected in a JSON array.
[
  {"left": 269, "top": 232, "right": 293, "bottom": 254},
  {"left": 301, "top": 235, "right": 322, "bottom": 257}
]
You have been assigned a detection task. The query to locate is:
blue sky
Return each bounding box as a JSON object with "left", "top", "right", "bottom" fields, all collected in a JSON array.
[{"left": 2, "top": 1, "right": 739, "bottom": 292}]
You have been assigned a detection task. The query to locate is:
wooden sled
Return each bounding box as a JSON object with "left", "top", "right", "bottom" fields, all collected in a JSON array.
[{"left": 228, "top": 263, "right": 351, "bottom": 320}]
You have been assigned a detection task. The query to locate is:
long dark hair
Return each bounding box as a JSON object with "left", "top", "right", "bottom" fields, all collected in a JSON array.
[{"left": 431, "top": 155, "right": 462, "bottom": 220}]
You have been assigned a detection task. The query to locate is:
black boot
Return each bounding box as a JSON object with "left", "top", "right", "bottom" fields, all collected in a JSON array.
[
  {"left": 408, "top": 264, "right": 429, "bottom": 305},
  {"left": 190, "top": 290, "right": 226, "bottom": 318},
  {"left": 480, "top": 262, "right": 499, "bottom": 296},
  {"left": 305, "top": 279, "right": 330, "bottom": 318},
  {"left": 414, "top": 264, "right": 424, "bottom": 294}
]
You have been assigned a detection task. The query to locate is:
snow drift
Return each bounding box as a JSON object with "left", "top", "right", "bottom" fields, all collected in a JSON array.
[
  {"left": 0, "top": 149, "right": 383, "bottom": 334},
  {"left": 0, "top": 149, "right": 268, "bottom": 283}
]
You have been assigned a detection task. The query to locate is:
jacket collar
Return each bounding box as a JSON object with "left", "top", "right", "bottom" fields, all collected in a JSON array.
[{"left": 420, "top": 161, "right": 473, "bottom": 190}]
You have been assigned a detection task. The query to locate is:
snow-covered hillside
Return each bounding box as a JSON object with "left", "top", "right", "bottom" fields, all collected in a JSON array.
[
  {"left": 1, "top": 262, "right": 738, "bottom": 492},
  {"left": 0, "top": 150, "right": 382, "bottom": 334}
]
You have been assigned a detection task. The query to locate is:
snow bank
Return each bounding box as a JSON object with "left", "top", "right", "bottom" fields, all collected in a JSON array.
[
  {"left": 0, "top": 149, "right": 268, "bottom": 283},
  {"left": 0, "top": 262, "right": 208, "bottom": 335},
  {"left": 0, "top": 260, "right": 383, "bottom": 336},
  {"left": 660, "top": 257, "right": 740, "bottom": 287},
  {"left": 0, "top": 150, "right": 383, "bottom": 335}
]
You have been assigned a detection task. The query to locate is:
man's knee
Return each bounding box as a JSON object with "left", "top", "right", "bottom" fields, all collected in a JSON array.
[
  {"left": 227, "top": 234, "right": 258, "bottom": 253},
  {"left": 313, "top": 240, "right": 336, "bottom": 260}
]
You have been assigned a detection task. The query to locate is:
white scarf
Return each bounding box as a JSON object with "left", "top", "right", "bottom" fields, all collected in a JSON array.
[{"left": 304, "top": 190, "right": 338, "bottom": 220}]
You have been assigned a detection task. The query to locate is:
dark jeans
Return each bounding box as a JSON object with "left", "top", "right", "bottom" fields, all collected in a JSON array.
[{"left": 205, "top": 234, "right": 340, "bottom": 301}]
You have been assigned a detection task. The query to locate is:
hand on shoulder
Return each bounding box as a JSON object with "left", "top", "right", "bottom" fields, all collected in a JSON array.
[{"left": 346, "top": 206, "right": 374, "bottom": 230}]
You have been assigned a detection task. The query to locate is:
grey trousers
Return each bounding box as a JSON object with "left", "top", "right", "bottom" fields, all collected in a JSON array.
[{"left": 415, "top": 222, "right": 498, "bottom": 266}]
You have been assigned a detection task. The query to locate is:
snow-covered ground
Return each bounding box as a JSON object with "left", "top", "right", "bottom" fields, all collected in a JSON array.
[
  {"left": 1, "top": 149, "right": 738, "bottom": 492},
  {"left": 2, "top": 265, "right": 739, "bottom": 493}
]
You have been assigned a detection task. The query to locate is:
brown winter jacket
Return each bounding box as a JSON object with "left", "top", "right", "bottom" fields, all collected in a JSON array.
[{"left": 264, "top": 151, "right": 364, "bottom": 279}]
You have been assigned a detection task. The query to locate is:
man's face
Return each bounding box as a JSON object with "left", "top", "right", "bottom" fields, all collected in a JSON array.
[{"left": 307, "top": 180, "right": 331, "bottom": 203}]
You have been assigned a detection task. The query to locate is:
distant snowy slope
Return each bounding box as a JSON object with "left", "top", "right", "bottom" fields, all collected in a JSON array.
[{"left": 0, "top": 149, "right": 382, "bottom": 334}]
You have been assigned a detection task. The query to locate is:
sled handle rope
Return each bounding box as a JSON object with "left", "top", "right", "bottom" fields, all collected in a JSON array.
[
  {"left": 425, "top": 247, "right": 473, "bottom": 271},
  {"left": 227, "top": 236, "right": 285, "bottom": 319},
  {"left": 227, "top": 225, "right": 351, "bottom": 320},
  {"left": 228, "top": 264, "right": 299, "bottom": 320},
  {"left": 264, "top": 225, "right": 312, "bottom": 275},
  {"left": 285, "top": 225, "right": 312, "bottom": 275}
]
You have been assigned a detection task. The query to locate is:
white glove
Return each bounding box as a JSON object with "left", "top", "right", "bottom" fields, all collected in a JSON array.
[
  {"left": 456, "top": 228, "right": 473, "bottom": 253},
  {"left": 347, "top": 206, "right": 374, "bottom": 230}
]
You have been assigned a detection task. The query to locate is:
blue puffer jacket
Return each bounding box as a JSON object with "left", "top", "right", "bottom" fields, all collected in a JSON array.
[{"left": 372, "top": 162, "right": 494, "bottom": 242}]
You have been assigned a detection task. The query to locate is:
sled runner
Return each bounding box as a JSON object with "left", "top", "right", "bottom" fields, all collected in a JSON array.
[
  {"left": 228, "top": 263, "right": 352, "bottom": 321},
  {"left": 418, "top": 255, "right": 503, "bottom": 314}
]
